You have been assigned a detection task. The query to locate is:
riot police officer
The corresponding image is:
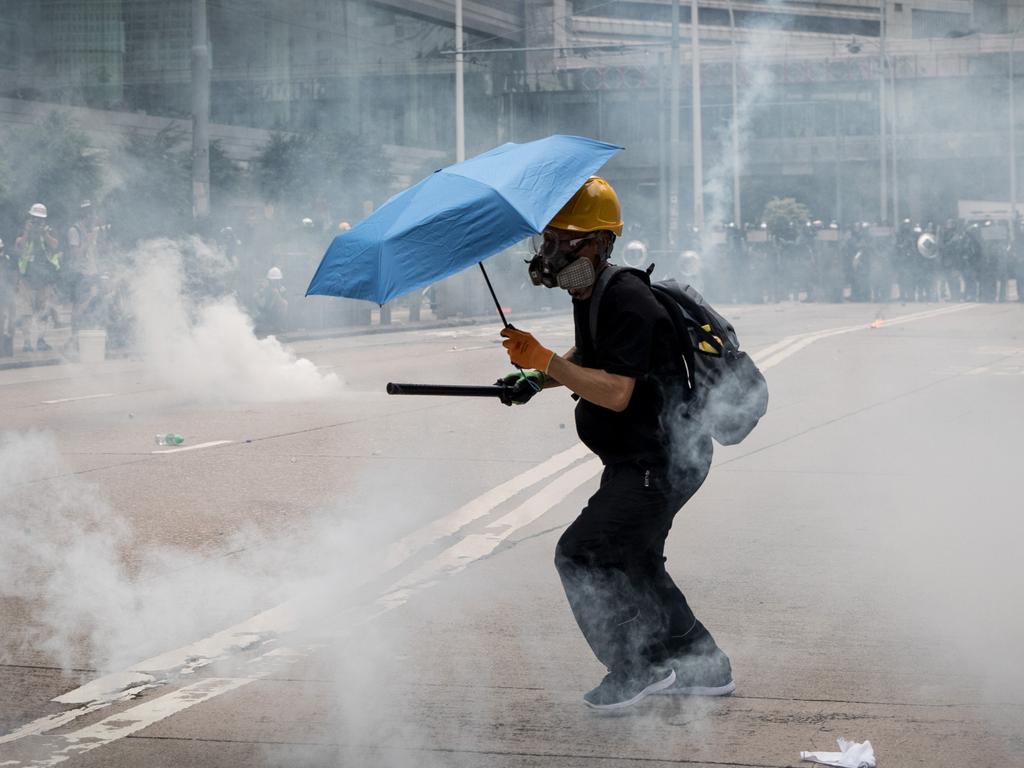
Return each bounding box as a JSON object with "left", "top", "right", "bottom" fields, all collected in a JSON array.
[
  {"left": 938, "top": 219, "right": 964, "bottom": 302},
  {"left": 978, "top": 220, "right": 1008, "bottom": 302},
  {"left": 869, "top": 222, "right": 895, "bottom": 302},
  {"left": 745, "top": 222, "right": 770, "bottom": 303},
  {"left": 1013, "top": 217, "right": 1024, "bottom": 302},
  {"left": 814, "top": 220, "right": 843, "bottom": 302},
  {"left": 894, "top": 218, "right": 917, "bottom": 301},
  {"left": 962, "top": 222, "right": 984, "bottom": 301},
  {"left": 846, "top": 222, "right": 870, "bottom": 302}
]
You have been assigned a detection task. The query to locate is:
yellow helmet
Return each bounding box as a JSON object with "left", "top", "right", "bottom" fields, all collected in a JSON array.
[{"left": 548, "top": 176, "right": 623, "bottom": 236}]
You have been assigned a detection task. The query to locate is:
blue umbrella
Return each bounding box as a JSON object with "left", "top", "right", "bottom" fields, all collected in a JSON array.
[{"left": 305, "top": 135, "right": 622, "bottom": 317}]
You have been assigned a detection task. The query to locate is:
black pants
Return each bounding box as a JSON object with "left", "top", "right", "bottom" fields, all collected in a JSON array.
[{"left": 555, "top": 442, "right": 714, "bottom": 676}]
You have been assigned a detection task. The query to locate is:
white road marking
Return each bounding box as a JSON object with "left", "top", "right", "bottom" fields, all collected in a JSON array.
[
  {"left": 40, "top": 393, "right": 115, "bottom": 405},
  {"left": 0, "top": 702, "right": 113, "bottom": 747},
  {"left": 26, "top": 678, "right": 250, "bottom": 767},
  {"left": 872, "top": 303, "right": 977, "bottom": 327},
  {"left": 50, "top": 605, "right": 292, "bottom": 707},
  {"left": 379, "top": 458, "right": 602, "bottom": 609},
  {"left": 749, "top": 334, "right": 806, "bottom": 362},
  {"left": 446, "top": 344, "right": 494, "bottom": 352},
  {"left": 380, "top": 441, "right": 591, "bottom": 572},
  {"left": 754, "top": 304, "right": 976, "bottom": 371},
  {"left": 151, "top": 440, "right": 233, "bottom": 455},
  {"left": 1, "top": 304, "right": 982, "bottom": 762}
]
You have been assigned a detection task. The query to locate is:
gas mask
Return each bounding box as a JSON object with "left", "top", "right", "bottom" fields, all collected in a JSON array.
[{"left": 527, "top": 231, "right": 600, "bottom": 291}]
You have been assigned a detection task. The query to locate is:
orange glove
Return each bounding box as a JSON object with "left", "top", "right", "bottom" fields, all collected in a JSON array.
[{"left": 500, "top": 327, "right": 555, "bottom": 373}]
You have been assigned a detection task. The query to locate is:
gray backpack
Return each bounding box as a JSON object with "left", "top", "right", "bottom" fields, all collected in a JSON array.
[{"left": 589, "top": 265, "right": 768, "bottom": 446}]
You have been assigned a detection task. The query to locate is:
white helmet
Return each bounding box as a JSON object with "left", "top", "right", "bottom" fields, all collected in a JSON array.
[
  {"left": 266, "top": 266, "right": 283, "bottom": 281},
  {"left": 301, "top": 217, "right": 314, "bottom": 228},
  {"left": 621, "top": 239, "right": 648, "bottom": 268},
  {"left": 29, "top": 203, "right": 48, "bottom": 219},
  {"left": 680, "top": 250, "right": 701, "bottom": 277}
]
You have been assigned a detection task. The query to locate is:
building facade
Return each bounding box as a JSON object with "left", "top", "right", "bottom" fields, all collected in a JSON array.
[{"left": 1, "top": 1, "right": 1022, "bottom": 235}]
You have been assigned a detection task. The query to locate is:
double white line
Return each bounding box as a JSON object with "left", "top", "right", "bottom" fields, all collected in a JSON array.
[{"left": 752, "top": 303, "right": 977, "bottom": 372}]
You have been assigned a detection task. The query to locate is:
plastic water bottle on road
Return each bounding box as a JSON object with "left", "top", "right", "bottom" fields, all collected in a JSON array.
[{"left": 154, "top": 433, "right": 185, "bottom": 446}]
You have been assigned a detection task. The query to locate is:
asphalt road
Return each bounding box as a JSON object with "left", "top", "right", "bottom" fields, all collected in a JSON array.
[{"left": 1, "top": 300, "right": 1022, "bottom": 768}]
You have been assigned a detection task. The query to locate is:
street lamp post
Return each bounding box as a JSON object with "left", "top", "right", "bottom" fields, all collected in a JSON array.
[
  {"left": 889, "top": 50, "right": 899, "bottom": 223},
  {"left": 191, "top": 0, "right": 210, "bottom": 222},
  {"left": 878, "top": 0, "right": 888, "bottom": 223},
  {"left": 455, "top": 0, "right": 465, "bottom": 163},
  {"left": 1010, "top": 18, "right": 1024, "bottom": 236},
  {"left": 691, "top": 0, "right": 705, "bottom": 232},
  {"left": 669, "top": 0, "right": 681, "bottom": 248},
  {"left": 727, "top": 0, "right": 740, "bottom": 225}
]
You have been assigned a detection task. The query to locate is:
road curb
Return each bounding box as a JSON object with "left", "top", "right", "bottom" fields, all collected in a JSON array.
[
  {"left": 0, "top": 356, "right": 64, "bottom": 371},
  {"left": 274, "top": 307, "right": 564, "bottom": 344},
  {"left": 0, "top": 308, "right": 567, "bottom": 371}
]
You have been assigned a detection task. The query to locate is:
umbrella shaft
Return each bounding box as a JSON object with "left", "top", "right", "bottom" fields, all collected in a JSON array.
[{"left": 386, "top": 383, "right": 506, "bottom": 398}]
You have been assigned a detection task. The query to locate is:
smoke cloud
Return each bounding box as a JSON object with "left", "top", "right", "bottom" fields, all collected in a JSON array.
[
  {"left": 129, "top": 237, "right": 342, "bottom": 403},
  {"left": 0, "top": 429, "right": 408, "bottom": 676},
  {"left": 704, "top": 42, "right": 777, "bottom": 227}
]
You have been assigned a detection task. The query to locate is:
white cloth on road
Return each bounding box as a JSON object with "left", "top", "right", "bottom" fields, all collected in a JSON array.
[{"left": 800, "top": 737, "right": 876, "bottom": 768}]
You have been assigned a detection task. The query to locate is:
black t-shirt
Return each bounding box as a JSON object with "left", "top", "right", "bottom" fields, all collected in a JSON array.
[{"left": 572, "top": 270, "right": 679, "bottom": 465}]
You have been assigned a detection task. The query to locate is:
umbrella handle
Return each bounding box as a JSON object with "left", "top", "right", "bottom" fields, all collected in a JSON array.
[
  {"left": 478, "top": 262, "right": 509, "bottom": 328},
  {"left": 479, "top": 262, "right": 537, "bottom": 388}
]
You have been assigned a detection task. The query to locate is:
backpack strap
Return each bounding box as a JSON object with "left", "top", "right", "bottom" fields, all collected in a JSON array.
[{"left": 588, "top": 264, "right": 650, "bottom": 346}]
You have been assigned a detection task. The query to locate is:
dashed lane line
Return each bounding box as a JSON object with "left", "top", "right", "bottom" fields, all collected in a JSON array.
[
  {"left": 39, "top": 393, "right": 116, "bottom": 405},
  {"left": 151, "top": 440, "right": 234, "bottom": 455}
]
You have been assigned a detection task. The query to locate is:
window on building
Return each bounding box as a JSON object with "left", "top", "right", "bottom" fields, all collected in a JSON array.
[{"left": 912, "top": 10, "right": 972, "bottom": 39}]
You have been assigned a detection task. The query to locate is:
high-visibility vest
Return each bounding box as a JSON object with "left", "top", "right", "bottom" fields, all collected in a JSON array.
[{"left": 18, "top": 236, "right": 62, "bottom": 276}]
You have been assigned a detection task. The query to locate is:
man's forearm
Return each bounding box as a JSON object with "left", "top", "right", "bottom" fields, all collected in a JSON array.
[
  {"left": 546, "top": 354, "right": 634, "bottom": 412},
  {"left": 544, "top": 347, "right": 576, "bottom": 389}
]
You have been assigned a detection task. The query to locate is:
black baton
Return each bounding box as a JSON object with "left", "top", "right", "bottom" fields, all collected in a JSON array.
[{"left": 386, "top": 382, "right": 508, "bottom": 398}]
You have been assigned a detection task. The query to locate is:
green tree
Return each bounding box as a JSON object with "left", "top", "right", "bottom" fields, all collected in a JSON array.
[
  {"left": 209, "top": 140, "right": 242, "bottom": 198},
  {"left": 105, "top": 128, "right": 244, "bottom": 246},
  {"left": 760, "top": 197, "right": 811, "bottom": 233},
  {"left": 0, "top": 112, "right": 101, "bottom": 237},
  {"left": 105, "top": 125, "right": 192, "bottom": 247},
  {"left": 255, "top": 131, "right": 389, "bottom": 223}
]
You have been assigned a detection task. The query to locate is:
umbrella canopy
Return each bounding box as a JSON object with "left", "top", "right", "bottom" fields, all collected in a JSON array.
[{"left": 306, "top": 134, "right": 622, "bottom": 305}]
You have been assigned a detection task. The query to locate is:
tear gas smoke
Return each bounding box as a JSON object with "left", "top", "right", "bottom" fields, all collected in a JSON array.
[
  {"left": 130, "top": 237, "right": 341, "bottom": 403},
  {"left": 0, "top": 430, "right": 406, "bottom": 675},
  {"left": 704, "top": 48, "right": 776, "bottom": 228}
]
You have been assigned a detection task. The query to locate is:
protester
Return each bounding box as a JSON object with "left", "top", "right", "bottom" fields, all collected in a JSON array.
[
  {"left": 498, "top": 176, "right": 734, "bottom": 710},
  {"left": 14, "top": 203, "right": 62, "bottom": 353},
  {"left": 254, "top": 266, "right": 288, "bottom": 334},
  {"left": 65, "top": 199, "right": 105, "bottom": 334},
  {"left": 0, "top": 238, "right": 17, "bottom": 357}
]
